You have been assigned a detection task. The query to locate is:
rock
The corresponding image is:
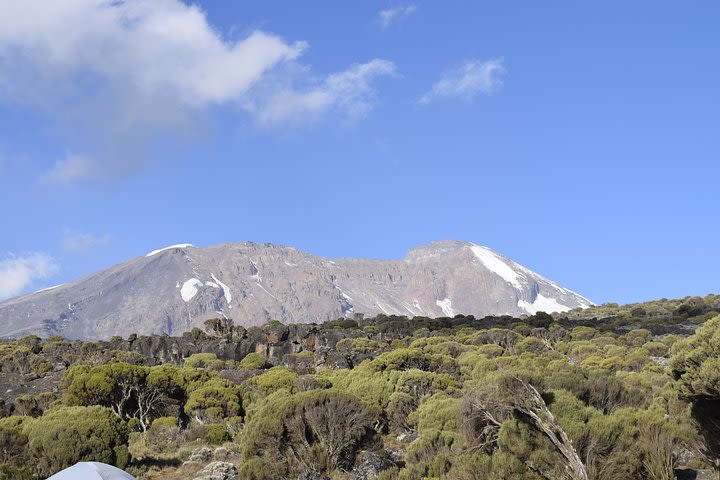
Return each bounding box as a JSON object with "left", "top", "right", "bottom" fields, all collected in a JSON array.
[
  {"left": 188, "top": 447, "right": 213, "bottom": 463},
  {"left": 395, "top": 431, "right": 419, "bottom": 443},
  {"left": 212, "top": 445, "right": 240, "bottom": 460},
  {"left": 675, "top": 469, "right": 715, "bottom": 480},
  {"left": 298, "top": 472, "right": 330, "bottom": 480},
  {"left": 385, "top": 447, "right": 405, "bottom": 464},
  {"left": 212, "top": 447, "right": 230, "bottom": 460},
  {"left": 349, "top": 451, "right": 396, "bottom": 480},
  {"left": 193, "top": 461, "right": 238, "bottom": 480},
  {"left": 651, "top": 356, "right": 670, "bottom": 367}
]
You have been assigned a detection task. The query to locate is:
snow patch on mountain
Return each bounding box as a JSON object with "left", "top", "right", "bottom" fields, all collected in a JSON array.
[
  {"left": 146, "top": 244, "right": 194, "bottom": 257},
  {"left": 470, "top": 244, "right": 523, "bottom": 289},
  {"left": 34, "top": 284, "right": 64, "bottom": 294},
  {"left": 211, "top": 273, "right": 233, "bottom": 308},
  {"left": 180, "top": 278, "right": 203, "bottom": 302},
  {"left": 255, "top": 282, "right": 277, "bottom": 301},
  {"left": 436, "top": 298, "right": 455, "bottom": 316},
  {"left": 517, "top": 294, "right": 571, "bottom": 314}
]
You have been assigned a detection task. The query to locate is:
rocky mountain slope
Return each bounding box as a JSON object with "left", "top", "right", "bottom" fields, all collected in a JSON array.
[{"left": 0, "top": 240, "right": 591, "bottom": 340}]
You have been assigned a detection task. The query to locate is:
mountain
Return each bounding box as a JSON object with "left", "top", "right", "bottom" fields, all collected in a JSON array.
[{"left": 0, "top": 240, "right": 592, "bottom": 340}]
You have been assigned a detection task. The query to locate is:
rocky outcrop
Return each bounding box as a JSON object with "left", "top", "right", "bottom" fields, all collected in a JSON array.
[
  {"left": 297, "top": 473, "right": 330, "bottom": 480},
  {"left": 349, "top": 451, "right": 396, "bottom": 480},
  {"left": 105, "top": 322, "right": 367, "bottom": 368},
  {"left": 192, "top": 461, "right": 238, "bottom": 480}
]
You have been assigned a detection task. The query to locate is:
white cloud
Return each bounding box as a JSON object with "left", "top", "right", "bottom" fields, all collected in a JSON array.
[
  {"left": 0, "top": 1, "right": 305, "bottom": 105},
  {"left": 379, "top": 5, "right": 416, "bottom": 28},
  {"left": 0, "top": 0, "right": 394, "bottom": 183},
  {"left": 419, "top": 59, "right": 505, "bottom": 104},
  {"left": 62, "top": 230, "right": 111, "bottom": 254},
  {"left": 41, "top": 153, "right": 96, "bottom": 185},
  {"left": 0, "top": 253, "right": 59, "bottom": 301},
  {"left": 248, "top": 59, "right": 396, "bottom": 127}
]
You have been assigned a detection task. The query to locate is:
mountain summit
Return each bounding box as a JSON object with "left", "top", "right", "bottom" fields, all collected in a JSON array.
[{"left": 0, "top": 241, "right": 591, "bottom": 340}]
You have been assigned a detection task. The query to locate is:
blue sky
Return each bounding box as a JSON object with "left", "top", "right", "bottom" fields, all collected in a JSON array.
[{"left": 0, "top": 1, "right": 718, "bottom": 305}]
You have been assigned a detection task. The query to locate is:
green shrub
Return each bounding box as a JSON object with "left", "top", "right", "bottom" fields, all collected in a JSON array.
[
  {"left": 247, "top": 367, "right": 298, "bottom": 397},
  {"left": 204, "top": 423, "right": 231, "bottom": 443},
  {"left": 0, "top": 428, "right": 29, "bottom": 467},
  {"left": 22, "top": 405, "right": 129, "bottom": 477},
  {"left": 184, "top": 378, "right": 243, "bottom": 423},
  {"left": 151, "top": 416, "right": 177, "bottom": 428},
  {"left": 241, "top": 389, "right": 377, "bottom": 478},
  {"left": 0, "top": 465, "right": 32, "bottom": 480},
  {"left": 239, "top": 352, "right": 267, "bottom": 369},
  {"left": 184, "top": 353, "right": 225, "bottom": 370}
]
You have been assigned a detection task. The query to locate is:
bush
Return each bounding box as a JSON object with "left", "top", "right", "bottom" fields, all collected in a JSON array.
[
  {"left": 184, "top": 353, "right": 225, "bottom": 370},
  {"left": 239, "top": 352, "right": 267, "bottom": 370},
  {"left": 22, "top": 405, "right": 129, "bottom": 477},
  {"left": 184, "top": 378, "right": 243, "bottom": 423},
  {"left": 247, "top": 367, "right": 298, "bottom": 397},
  {"left": 204, "top": 423, "right": 231, "bottom": 443},
  {"left": 0, "top": 465, "right": 32, "bottom": 480},
  {"left": 151, "top": 416, "right": 177, "bottom": 428},
  {"left": 128, "top": 424, "right": 182, "bottom": 460},
  {"left": 0, "top": 428, "right": 28, "bottom": 466},
  {"left": 241, "top": 389, "right": 377, "bottom": 477}
]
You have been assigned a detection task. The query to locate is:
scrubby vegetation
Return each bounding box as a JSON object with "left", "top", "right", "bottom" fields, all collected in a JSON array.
[{"left": 0, "top": 295, "right": 717, "bottom": 479}]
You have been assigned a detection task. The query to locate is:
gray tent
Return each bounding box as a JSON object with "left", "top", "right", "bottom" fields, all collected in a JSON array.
[{"left": 46, "top": 462, "right": 136, "bottom": 480}]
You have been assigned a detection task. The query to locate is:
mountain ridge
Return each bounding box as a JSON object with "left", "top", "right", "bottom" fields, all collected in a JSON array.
[{"left": 0, "top": 240, "right": 592, "bottom": 340}]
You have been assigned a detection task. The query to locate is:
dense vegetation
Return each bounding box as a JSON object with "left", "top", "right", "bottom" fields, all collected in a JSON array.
[{"left": 0, "top": 294, "right": 718, "bottom": 479}]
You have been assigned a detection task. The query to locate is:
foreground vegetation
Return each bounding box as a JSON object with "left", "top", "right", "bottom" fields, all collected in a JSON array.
[{"left": 0, "top": 294, "right": 718, "bottom": 479}]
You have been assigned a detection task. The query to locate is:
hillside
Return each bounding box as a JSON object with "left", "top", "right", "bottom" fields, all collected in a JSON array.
[{"left": 0, "top": 294, "right": 716, "bottom": 479}]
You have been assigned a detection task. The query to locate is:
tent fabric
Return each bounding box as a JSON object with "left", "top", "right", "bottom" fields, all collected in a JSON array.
[{"left": 46, "top": 462, "right": 136, "bottom": 480}]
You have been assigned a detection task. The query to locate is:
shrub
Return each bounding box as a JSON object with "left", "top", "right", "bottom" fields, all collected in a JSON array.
[
  {"left": 184, "top": 378, "right": 243, "bottom": 423},
  {"left": 241, "top": 389, "right": 377, "bottom": 477},
  {"left": 0, "top": 465, "right": 32, "bottom": 480},
  {"left": 23, "top": 405, "right": 129, "bottom": 477},
  {"left": 0, "top": 428, "right": 28, "bottom": 466},
  {"left": 204, "top": 423, "right": 231, "bottom": 443},
  {"left": 129, "top": 425, "right": 182, "bottom": 460},
  {"left": 184, "top": 353, "right": 225, "bottom": 370},
  {"left": 319, "top": 366, "right": 400, "bottom": 412},
  {"left": 239, "top": 352, "right": 267, "bottom": 370},
  {"left": 151, "top": 416, "right": 177, "bottom": 428},
  {"left": 247, "top": 367, "right": 298, "bottom": 397}
]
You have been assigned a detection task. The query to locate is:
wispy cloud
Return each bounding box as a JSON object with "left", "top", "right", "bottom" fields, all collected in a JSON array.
[
  {"left": 419, "top": 59, "right": 505, "bottom": 104},
  {"left": 248, "top": 60, "right": 396, "bottom": 127},
  {"left": 62, "top": 230, "right": 111, "bottom": 254},
  {"left": 379, "top": 5, "right": 417, "bottom": 28},
  {"left": 41, "top": 153, "right": 96, "bottom": 185},
  {"left": 0, "top": 1, "right": 394, "bottom": 184},
  {"left": 0, "top": 253, "right": 59, "bottom": 301}
]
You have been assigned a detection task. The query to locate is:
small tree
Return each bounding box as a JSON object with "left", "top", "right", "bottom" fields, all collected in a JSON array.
[
  {"left": 671, "top": 315, "right": 720, "bottom": 476},
  {"left": 463, "top": 373, "right": 588, "bottom": 480},
  {"left": 241, "top": 389, "right": 376, "bottom": 477},
  {"left": 184, "top": 378, "right": 243, "bottom": 423}
]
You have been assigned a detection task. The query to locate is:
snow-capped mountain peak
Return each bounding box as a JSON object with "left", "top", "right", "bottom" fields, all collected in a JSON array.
[{"left": 0, "top": 240, "right": 592, "bottom": 340}]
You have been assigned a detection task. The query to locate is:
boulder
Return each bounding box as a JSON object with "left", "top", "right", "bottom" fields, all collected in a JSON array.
[
  {"left": 298, "top": 472, "right": 330, "bottom": 480},
  {"left": 349, "top": 451, "right": 396, "bottom": 480},
  {"left": 193, "top": 461, "right": 239, "bottom": 480},
  {"left": 188, "top": 447, "right": 213, "bottom": 463}
]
